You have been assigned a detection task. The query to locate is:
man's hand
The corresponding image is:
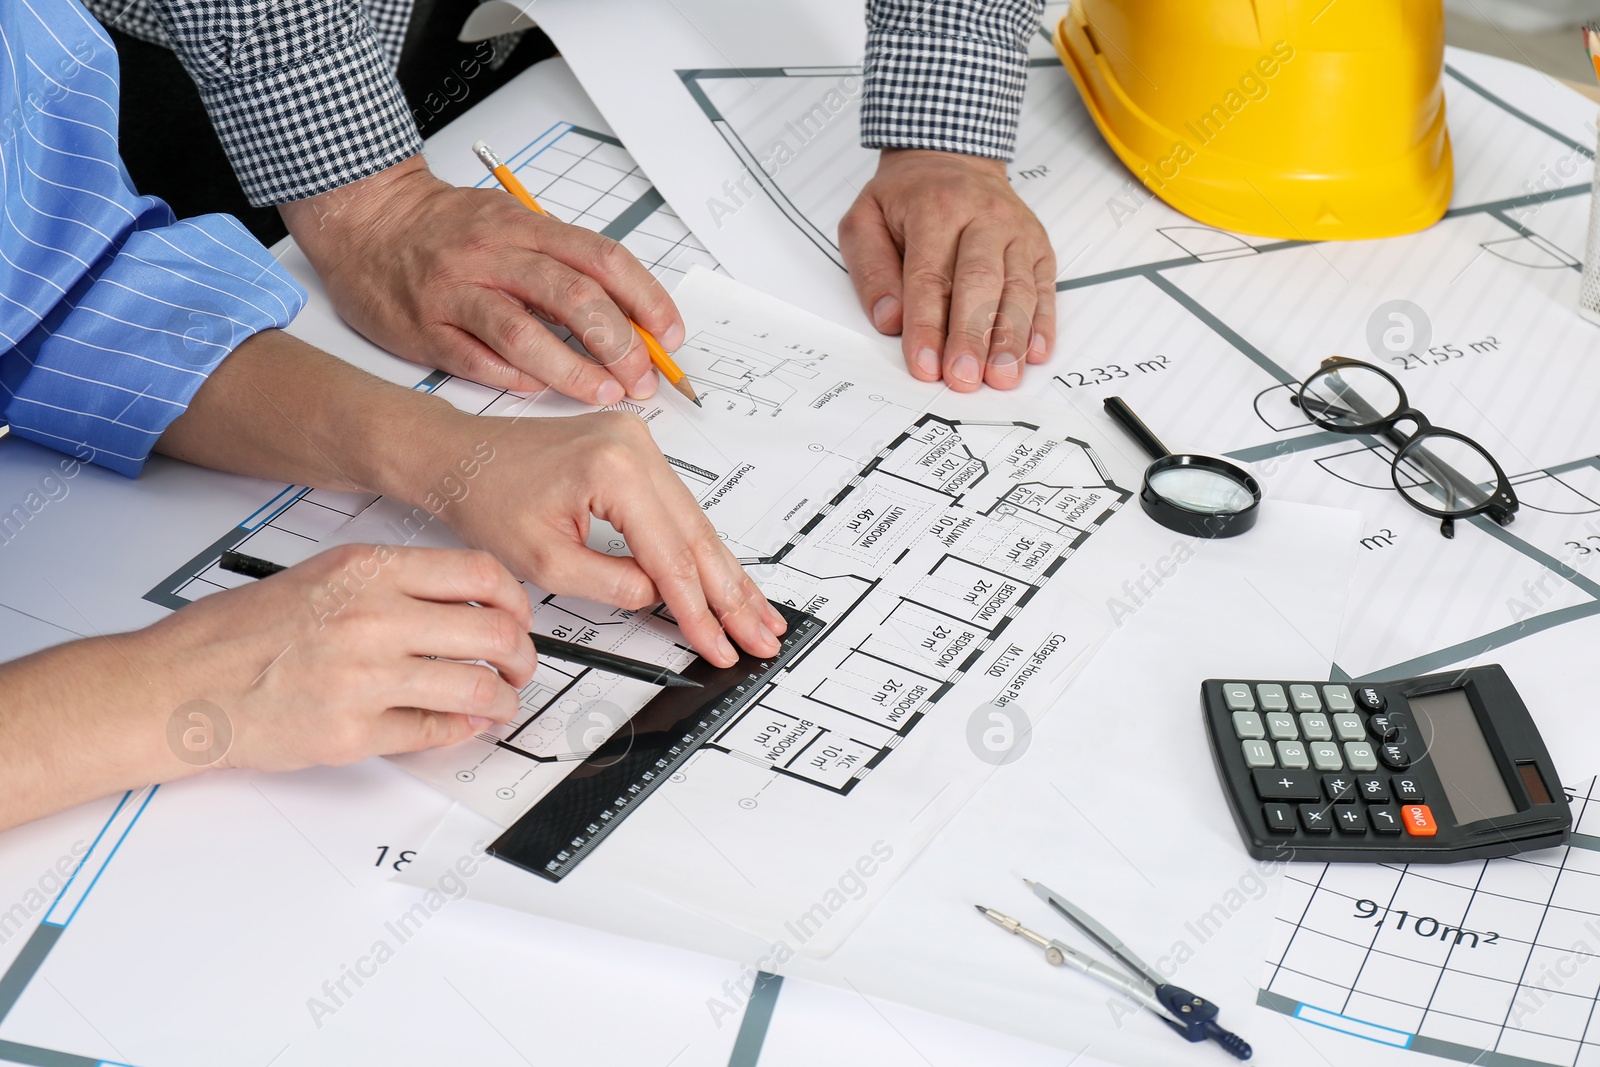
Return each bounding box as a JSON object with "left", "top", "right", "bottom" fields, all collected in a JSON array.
[
  {"left": 839, "top": 149, "right": 1056, "bottom": 392},
  {"left": 281, "top": 154, "right": 684, "bottom": 405},
  {"left": 432, "top": 410, "right": 788, "bottom": 669}
]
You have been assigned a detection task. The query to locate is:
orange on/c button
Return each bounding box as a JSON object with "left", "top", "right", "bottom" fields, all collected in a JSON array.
[{"left": 1403, "top": 805, "right": 1437, "bottom": 836}]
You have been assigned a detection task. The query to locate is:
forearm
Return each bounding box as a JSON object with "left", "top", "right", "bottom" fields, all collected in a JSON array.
[
  {"left": 153, "top": 329, "right": 467, "bottom": 505},
  {"left": 0, "top": 635, "right": 197, "bottom": 830},
  {"left": 278, "top": 155, "right": 432, "bottom": 280}
]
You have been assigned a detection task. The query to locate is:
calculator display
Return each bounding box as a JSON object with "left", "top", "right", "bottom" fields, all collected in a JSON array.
[{"left": 1409, "top": 688, "right": 1516, "bottom": 825}]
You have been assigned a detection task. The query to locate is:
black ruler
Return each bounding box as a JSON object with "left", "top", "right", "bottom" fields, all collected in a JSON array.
[{"left": 490, "top": 601, "right": 825, "bottom": 883}]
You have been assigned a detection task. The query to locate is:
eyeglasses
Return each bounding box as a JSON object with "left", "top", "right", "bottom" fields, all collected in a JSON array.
[{"left": 1293, "top": 357, "right": 1518, "bottom": 539}]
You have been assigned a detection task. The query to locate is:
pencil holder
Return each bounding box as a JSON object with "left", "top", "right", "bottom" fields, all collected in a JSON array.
[{"left": 1583, "top": 124, "right": 1600, "bottom": 325}]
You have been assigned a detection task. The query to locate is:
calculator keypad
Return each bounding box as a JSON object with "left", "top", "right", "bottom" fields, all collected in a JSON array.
[
  {"left": 1221, "top": 680, "right": 1440, "bottom": 850},
  {"left": 1289, "top": 685, "right": 1322, "bottom": 712},
  {"left": 1332, "top": 713, "right": 1365, "bottom": 741},
  {"left": 1263, "top": 803, "right": 1296, "bottom": 833},
  {"left": 1402, "top": 805, "right": 1437, "bottom": 836},
  {"left": 1356, "top": 776, "right": 1389, "bottom": 802},
  {"left": 1380, "top": 743, "right": 1410, "bottom": 769},
  {"left": 1333, "top": 805, "right": 1367, "bottom": 834},
  {"left": 1368, "top": 805, "right": 1402, "bottom": 834},
  {"left": 1252, "top": 769, "right": 1319, "bottom": 800},
  {"left": 1276, "top": 741, "right": 1309, "bottom": 769},
  {"left": 1241, "top": 740, "right": 1274, "bottom": 767},
  {"left": 1298, "top": 805, "right": 1332, "bottom": 833},
  {"left": 1393, "top": 777, "right": 1424, "bottom": 803},
  {"left": 1222, "top": 683, "right": 1255, "bottom": 711},
  {"left": 1265, "top": 713, "right": 1298, "bottom": 740},
  {"left": 1309, "top": 742, "right": 1343, "bottom": 771},
  {"left": 1221, "top": 680, "right": 1420, "bottom": 778},
  {"left": 1323, "top": 775, "right": 1356, "bottom": 802},
  {"left": 1232, "top": 711, "right": 1264, "bottom": 740},
  {"left": 1256, "top": 684, "right": 1289, "bottom": 712},
  {"left": 1344, "top": 742, "right": 1377, "bottom": 772}
]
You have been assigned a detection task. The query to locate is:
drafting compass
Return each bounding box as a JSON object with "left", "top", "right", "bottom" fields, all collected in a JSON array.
[{"left": 977, "top": 879, "right": 1252, "bottom": 1060}]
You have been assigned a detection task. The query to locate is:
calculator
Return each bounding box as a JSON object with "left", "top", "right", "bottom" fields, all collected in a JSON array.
[{"left": 1202, "top": 666, "right": 1570, "bottom": 862}]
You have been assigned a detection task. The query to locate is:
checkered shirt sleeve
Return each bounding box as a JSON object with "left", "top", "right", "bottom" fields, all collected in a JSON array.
[
  {"left": 81, "top": 0, "right": 421, "bottom": 206},
  {"left": 83, "top": 0, "right": 412, "bottom": 66},
  {"left": 861, "top": 0, "right": 1046, "bottom": 161}
]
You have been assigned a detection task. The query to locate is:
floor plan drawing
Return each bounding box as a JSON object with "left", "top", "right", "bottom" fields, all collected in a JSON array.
[
  {"left": 677, "top": 328, "right": 826, "bottom": 417},
  {"left": 670, "top": 43, "right": 1600, "bottom": 685},
  {"left": 708, "top": 412, "right": 1126, "bottom": 795},
  {"left": 128, "top": 263, "right": 1160, "bottom": 956}
]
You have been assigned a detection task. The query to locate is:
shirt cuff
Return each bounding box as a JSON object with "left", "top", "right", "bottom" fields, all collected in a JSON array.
[
  {"left": 2, "top": 210, "right": 306, "bottom": 477},
  {"left": 862, "top": 30, "right": 1031, "bottom": 161},
  {"left": 195, "top": 28, "right": 422, "bottom": 206}
]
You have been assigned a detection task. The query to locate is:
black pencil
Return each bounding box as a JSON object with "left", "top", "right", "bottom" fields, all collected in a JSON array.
[{"left": 217, "top": 550, "right": 702, "bottom": 688}]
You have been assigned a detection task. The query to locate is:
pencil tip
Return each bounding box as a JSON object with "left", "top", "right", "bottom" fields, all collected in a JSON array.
[{"left": 671, "top": 377, "right": 702, "bottom": 406}]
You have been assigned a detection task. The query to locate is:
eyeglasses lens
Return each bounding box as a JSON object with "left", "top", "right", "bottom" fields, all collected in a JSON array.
[
  {"left": 1395, "top": 434, "right": 1500, "bottom": 516},
  {"left": 1301, "top": 365, "right": 1403, "bottom": 430}
]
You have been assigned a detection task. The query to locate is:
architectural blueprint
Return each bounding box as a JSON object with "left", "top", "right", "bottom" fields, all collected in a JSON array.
[
  {"left": 2, "top": 11, "right": 1598, "bottom": 1064},
  {"left": 146, "top": 261, "right": 1180, "bottom": 953},
  {"left": 532, "top": 0, "right": 1600, "bottom": 685},
  {"left": 1258, "top": 774, "right": 1600, "bottom": 1067}
]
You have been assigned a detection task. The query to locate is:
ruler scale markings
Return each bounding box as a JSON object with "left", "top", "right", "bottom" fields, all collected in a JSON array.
[{"left": 491, "top": 604, "right": 826, "bottom": 882}]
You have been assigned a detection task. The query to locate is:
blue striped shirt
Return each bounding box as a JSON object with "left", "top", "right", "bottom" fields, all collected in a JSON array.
[{"left": 0, "top": 0, "right": 305, "bottom": 476}]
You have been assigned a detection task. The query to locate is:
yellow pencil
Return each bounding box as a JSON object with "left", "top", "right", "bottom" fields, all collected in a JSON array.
[
  {"left": 1586, "top": 24, "right": 1600, "bottom": 85},
  {"left": 472, "top": 140, "right": 701, "bottom": 408}
]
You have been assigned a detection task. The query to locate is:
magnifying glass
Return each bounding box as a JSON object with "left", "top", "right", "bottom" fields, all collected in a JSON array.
[{"left": 1103, "top": 396, "right": 1261, "bottom": 538}]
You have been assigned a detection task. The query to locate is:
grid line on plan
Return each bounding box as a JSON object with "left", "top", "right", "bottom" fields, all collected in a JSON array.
[
  {"left": 1266, "top": 777, "right": 1600, "bottom": 1066},
  {"left": 1268, "top": 862, "right": 1330, "bottom": 990},
  {"left": 1415, "top": 859, "right": 1491, "bottom": 1036},
  {"left": 1337, "top": 857, "right": 1411, "bottom": 1016},
  {"left": 1491, "top": 829, "right": 1570, "bottom": 1056}
]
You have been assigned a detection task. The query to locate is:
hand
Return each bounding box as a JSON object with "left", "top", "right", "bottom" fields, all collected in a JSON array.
[
  {"left": 281, "top": 154, "right": 684, "bottom": 405},
  {"left": 839, "top": 149, "right": 1057, "bottom": 392},
  {"left": 155, "top": 332, "right": 786, "bottom": 672},
  {"left": 419, "top": 409, "right": 788, "bottom": 668},
  {"left": 139, "top": 545, "right": 537, "bottom": 772}
]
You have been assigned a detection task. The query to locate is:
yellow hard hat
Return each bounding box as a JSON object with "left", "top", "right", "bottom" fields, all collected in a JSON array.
[{"left": 1055, "top": 0, "right": 1453, "bottom": 241}]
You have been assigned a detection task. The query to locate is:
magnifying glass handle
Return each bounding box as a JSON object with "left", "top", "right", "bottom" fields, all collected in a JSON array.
[{"left": 1104, "top": 396, "right": 1172, "bottom": 461}]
